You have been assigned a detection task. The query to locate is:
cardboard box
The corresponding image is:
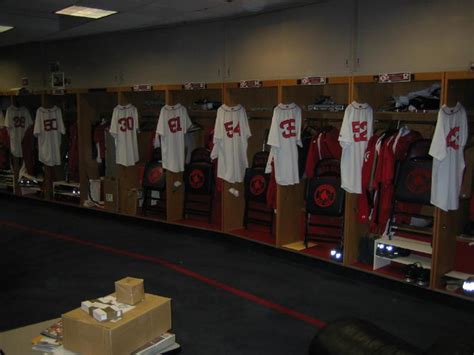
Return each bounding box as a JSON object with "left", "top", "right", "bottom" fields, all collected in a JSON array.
[
  {"left": 63, "top": 293, "right": 171, "bottom": 355},
  {"left": 104, "top": 177, "right": 119, "bottom": 212},
  {"left": 115, "top": 277, "right": 145, "bottom": 305}
]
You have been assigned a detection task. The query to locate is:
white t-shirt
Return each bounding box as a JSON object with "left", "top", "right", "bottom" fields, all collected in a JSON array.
[
  {"left": 265, "top": 103, "right": 302, "bottom": 185},
  {"left": 4, "top": 106, "right": 33, "bottom": 158},
  {"left": 339, "top": 102, "right": 373, "bottom": 193},
  {"left": 109, "top": 104, "right": 140, "bottom": 167},
  {"left": 429, "top": 103, "right": 468, "bottom": 211},
  {"left": 155, "top": 103, "right": 192, "bottom": 173},
  {"left": 33, "top": 106, "right": 65, "bottom": 166},
  {"left": 211, "top": 104, "right": 251, "bottom": 183}
]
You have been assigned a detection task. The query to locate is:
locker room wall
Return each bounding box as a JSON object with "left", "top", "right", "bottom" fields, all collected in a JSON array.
[{"left": 0, "top": 0, "right": 473, "bottom": 90}]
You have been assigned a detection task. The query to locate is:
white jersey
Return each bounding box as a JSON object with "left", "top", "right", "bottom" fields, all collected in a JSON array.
[
  {"left": 4, "top": 106, "right": 33, "bottom": 158},
  {"left": 339, "top": 102, "right": 373, "bottom": 193},
  {"left": 155, "top": 104, "right": 192, "bottom": 173},
  {"left": 265, "top": 103, "right": 302, "bottom": 185},
  {"left": 33, "top": 106, "right": 65, "bottom": 166},
  {"left": 211, "top": 104, "right": 251, "bottom": 183},
  {"left": 109, "top": 104, "right": 140, "bottom": 167},
  {"left": 429, "top": 103, "right": 468, "bottom": 211}
]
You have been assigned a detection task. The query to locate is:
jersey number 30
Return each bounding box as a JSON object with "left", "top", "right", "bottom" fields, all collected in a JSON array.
[{"left": 118, "top": 117, "right": 134, "bottom": 132}]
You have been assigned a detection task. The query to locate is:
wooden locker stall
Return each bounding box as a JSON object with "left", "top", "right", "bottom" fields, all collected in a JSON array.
[
  {"left": 5, "top": 92, "right": 45, "bottom": 200},
  {"left": 223, "top": 80, "right": 277, "bottom": 245},
  {"left": 0, "top": 93, "right": 15, "bottom": 195},
  {"left": 40, "top": 91, "right": 80, "bottom": 203},
  {"left": 167, "top": 83, "right": 223, "bottom": 228},
  {"left": 432, "top": 71, "right": 474, "bottom": 296},
  {"left": 277, "top": 77, "right": 350, "bottom": 263},
  {"left": 77, "top": 90, "right": 118, "bottom": 209},
  {"left": 117, "top": 88, "right": 166, "bottom": 217},
  {"left": 350, "top": 72, "right": 443, "bottom": 284}
]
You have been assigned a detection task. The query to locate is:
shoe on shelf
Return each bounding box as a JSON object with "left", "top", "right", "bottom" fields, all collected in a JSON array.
[
  {"left": 404, "top": 262, "right": 422, "bottom": 283},
  {"left": 416, "top": 267, "right": 430, "bottom": 287}
]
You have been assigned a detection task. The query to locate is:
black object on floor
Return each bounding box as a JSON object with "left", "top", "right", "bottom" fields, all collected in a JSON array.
[{"left": 1, "top": 195, "right": 474, "bottom": 354}]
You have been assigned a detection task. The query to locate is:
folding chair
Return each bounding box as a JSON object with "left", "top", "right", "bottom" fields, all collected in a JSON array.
[
  {"left": 183, "top": 148, "right": 214, "bottom": 223},
  {"left": 304, "top": 158, "right": 345, "bottom": 248},
  {"left": 387, "top": 139, "right": 433, "bottom": 238},
  {"left": 243, "top": 151, "right": 273, "bottom": 232},
  {"left": 142, "top": 148, "right": 167, "bottom": 217}
]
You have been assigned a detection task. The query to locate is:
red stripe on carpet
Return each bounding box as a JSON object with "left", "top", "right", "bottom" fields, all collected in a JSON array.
[{"left": 0, "top": 219, "right": 326, "bottom": 328}]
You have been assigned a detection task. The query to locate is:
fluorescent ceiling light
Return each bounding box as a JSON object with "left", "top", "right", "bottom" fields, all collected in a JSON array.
[
  {"left": 0, "top": 25, "right": 14, "bottom": 33},
  {"left": 55, "top": 6, "right": 117, "bottom": 19}
]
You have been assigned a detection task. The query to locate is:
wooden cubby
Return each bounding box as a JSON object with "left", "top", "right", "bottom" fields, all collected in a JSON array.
[
  {"left": 77, "top": 90, "right": 117, "bottom": 207},
  {"left": 4, "top": 93, "right": 43, "bottom": 197},
  {"left": 431, "top": 71, "right": 474, "bottom": 296},
  {"left": 167, "top": 83, "right": 223, "bottom": 228},
  {"left": 278, "top": 77, "right": 350, "bottom": 262},
  {"left": 1, "top": 71, "right": 473, "bottom": 301},
  {"left": 223, "top": 81, "right": 278, "bottom": 245},
  {"left": 350, "top": 73, "right": 443, "bottom": 283},
  {"left": 116, "top": 88, "right": 166, "bottom": 217}
]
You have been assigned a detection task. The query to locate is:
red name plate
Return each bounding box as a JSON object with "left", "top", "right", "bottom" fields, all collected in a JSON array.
[
  {"left": 132, "top": 84, "right": 152, "bottom": 92},
  {"left": 300, "top": 77, "right": 327, "bottom": 85},
  {"left": 377, "top": 73, "right": 411, "bottom": 83},
  {"left": 239, "top": 80, "right": 262, "bottom": 88},
  {"left": 183, "top": 82, "right": 206, "bottom": 90}
]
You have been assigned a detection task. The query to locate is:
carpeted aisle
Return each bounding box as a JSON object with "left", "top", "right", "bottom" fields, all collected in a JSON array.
[{"left": 1, "top": 195, "right": 473, "bottom": 354}]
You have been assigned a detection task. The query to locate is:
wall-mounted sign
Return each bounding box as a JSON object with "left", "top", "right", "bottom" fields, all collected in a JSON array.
[
  {"left": 377, "top": 72, "right": 412, "bottom": 83},
  {"left": 183, "top": 82, "right": 206, "bottom": 90},
  {"left": 299, "top": 77, "right": 327, "bottom": 85},
  {"left": 239, "top": 80, "right": 262, "bottom": 88},
  {"left": 132, "top": 84, "right": 152, "bottom": 92},
  {"left": 51, "top": 72, "right": 65, "bottom": 89}
]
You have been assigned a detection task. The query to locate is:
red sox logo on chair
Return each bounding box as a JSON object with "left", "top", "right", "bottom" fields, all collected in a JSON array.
[
  {"left": 249, "top": 175, "right": 266, "bottom": 196},
  {"left": 189, "top": 169, "right": 205, "bottom": 189},
  {"left": 406, "top": 168, "right": 431, "bottom": 194},
  {"left": 314, "top": 184, "right": 336, "bottom": 208},
  {"left": 148, "top": 166, "right": 164, "bottom": 184}
]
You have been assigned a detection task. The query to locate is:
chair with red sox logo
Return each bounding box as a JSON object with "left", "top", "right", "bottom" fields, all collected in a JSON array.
[
  {"left": 387, "top": 139, "right": 433, "bottom": 239},
  {"left": 142, "top": 148, "right": 167, "bottom": 218},
  {"left": 304, "top": 159, "right": 345, "bottom": 248},
  {"left": 183, "top": 148, "right": 215, "bottom": 223},
  {"left": 243, "top": 151, "right": 273, "bottom": 233}
]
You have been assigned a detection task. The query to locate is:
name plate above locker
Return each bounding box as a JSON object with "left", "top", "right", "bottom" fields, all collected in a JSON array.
[
  {"left": 239, "top": 80, "right": 262, "bottom": 88},
  {"left": 376, "top": 73, "right": 412, "bottom": 83},
  {"left": 52, "top": 89, "right": 65, "bottom": 96},
  {"left": 298, "top": 77, "right": 327, "bottom": 85},
  {"left": 183, "top": 82, "right": 207, "bottom": 90},
  {"left": 132, "top": 84, "right": 152, "bottom": 92}
]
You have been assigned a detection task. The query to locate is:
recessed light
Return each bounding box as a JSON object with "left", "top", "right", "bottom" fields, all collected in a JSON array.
[
  {"left": 0, "top": 25, "right": 14, "bottom": 33},
  {"left": 55, "top": 6, "right": 117, "bottom": 19}
]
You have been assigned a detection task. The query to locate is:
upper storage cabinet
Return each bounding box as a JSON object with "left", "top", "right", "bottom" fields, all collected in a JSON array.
[
  {"left": 356, "top": 0, "right": 474, "bottom": 74},
  {"left": 224, "top": 0, "right": 354, "bottom": 81}
]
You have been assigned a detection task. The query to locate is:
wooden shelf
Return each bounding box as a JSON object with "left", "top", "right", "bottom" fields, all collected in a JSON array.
[
  {"left": 445, "top": 270, "right": 473, "bottom": 281},
  {"left": 377, "top": 236, "right": 433, "bottom": 254},
  {"left": 247, "top": 110, "right": 273, "bottom": 119},
  {"left": 188, "top": 110, "right": 218, "bottom": 118},
  {"left": 303, "top": 110, "right": 345, "bottom": 119},
  {"left": 376, "top": 254, "right": 432, "bottom": 269},
  {"left": 374, "top": 111, "right": 438, "bottom": 121}
]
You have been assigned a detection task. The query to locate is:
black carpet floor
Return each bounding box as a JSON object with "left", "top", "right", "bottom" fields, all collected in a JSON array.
[{"left": 1, "top": 195, "right": 474, "bottom": 354}]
